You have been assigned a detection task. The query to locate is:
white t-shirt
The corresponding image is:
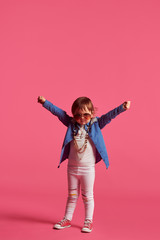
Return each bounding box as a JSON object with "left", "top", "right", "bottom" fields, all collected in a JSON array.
[{"left": 68, "top": 125, "right": 96, "bottom": 167}]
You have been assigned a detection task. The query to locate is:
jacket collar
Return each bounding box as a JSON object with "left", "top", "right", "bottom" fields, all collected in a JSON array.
[{"left": 71, "top": 117, "right": 97, "bottom": 131}]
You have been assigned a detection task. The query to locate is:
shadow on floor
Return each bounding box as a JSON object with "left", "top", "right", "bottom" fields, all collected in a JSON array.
[{"left": 0, "top": 211, "right": 81, "bottom": 230}]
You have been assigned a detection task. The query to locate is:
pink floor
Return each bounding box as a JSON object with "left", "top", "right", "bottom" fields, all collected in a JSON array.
[{"left": 1, "top": 187, "right": 160, "bottom": 240}]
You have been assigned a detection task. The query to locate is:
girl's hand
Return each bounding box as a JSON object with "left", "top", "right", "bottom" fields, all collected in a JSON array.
[
  {"left": 38, "top": 96, "right": 46, "bottom": 104},
  {"left": 123, "top": 101, "right": 131, "bottom": 110}
]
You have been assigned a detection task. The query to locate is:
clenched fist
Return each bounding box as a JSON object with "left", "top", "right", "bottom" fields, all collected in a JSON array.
[
  {"left": 123, "top": 101, "right": 131, "bottom": 110},
  {"left": 37, "top": 96, "right": 46, "bottom": 104}
]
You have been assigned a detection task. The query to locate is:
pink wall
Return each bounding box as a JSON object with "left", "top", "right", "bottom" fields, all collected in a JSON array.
[{"left": 0, "top": 0, "right": 160, "bottom": 239}]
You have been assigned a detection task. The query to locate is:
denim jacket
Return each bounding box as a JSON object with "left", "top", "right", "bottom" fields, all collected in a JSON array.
[{"left": 43, "top": 100, "right": 126, "bottom": 169}]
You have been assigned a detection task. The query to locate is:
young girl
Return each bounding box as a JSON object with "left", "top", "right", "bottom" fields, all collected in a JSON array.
[{"left": 37, "top": 96, "right": 131, "bottom": 233}]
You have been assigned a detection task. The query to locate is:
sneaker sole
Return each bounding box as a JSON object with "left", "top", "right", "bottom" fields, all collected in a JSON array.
[
  {"left": 81, "top": 228, "right": 92, "bottom": 233},
  {"left": 53, "top": 224, "right": 71, "bottom": 229}
]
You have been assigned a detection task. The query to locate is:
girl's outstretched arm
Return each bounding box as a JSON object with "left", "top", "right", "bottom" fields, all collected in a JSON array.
[
  {"left": 98, "top": 101, "right": 131, "bottom": 129},
  {"left": 37, "top": 96, "right": 71, "bottom": 127}
]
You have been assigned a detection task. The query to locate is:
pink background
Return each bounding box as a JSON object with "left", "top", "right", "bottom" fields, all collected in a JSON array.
[{"left": 0, "top": 0, "right": 160, "bottom": 239}]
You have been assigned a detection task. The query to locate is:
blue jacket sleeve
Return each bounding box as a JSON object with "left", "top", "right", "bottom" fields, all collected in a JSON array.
[
  {"left": 42, "top": 100, "right": 71, "bottom": 127},
  {"left": 98, "top": 104, "right": 126, "bottom": 129}
]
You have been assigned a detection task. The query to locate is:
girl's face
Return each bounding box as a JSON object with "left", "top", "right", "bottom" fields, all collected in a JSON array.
[{"left": 73, "top": 106, "right": 93, "bottom": 125}]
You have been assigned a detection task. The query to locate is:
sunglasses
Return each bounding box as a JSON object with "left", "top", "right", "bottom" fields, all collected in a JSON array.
[{"left": 74, "top": 113, "right": 91, "bottom": 120}]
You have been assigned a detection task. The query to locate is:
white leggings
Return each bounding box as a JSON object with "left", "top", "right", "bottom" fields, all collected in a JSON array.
[{"left": 64, "top": 166, "right": 95, "bottom": 221}]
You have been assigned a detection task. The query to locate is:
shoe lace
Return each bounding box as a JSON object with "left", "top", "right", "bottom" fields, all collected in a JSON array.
[
  {"left": 59, "top": 218, "right": 69, "bottom": 224},
  {"left": 84, "top": 219, "right": 92, "bottom": 228}
]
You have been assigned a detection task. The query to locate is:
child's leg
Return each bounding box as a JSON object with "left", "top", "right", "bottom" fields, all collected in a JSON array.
[
  {"left": 64, "top": 168, "right": 80, "bottom": 221},
  {"left": 81, "top": 167, "right": 95, "bottom": 221}
]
